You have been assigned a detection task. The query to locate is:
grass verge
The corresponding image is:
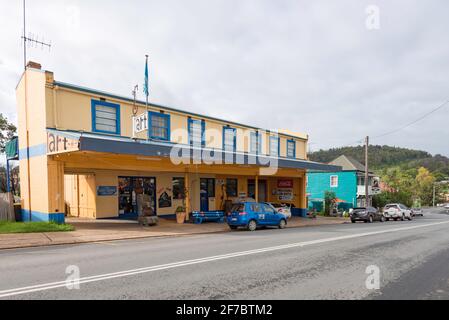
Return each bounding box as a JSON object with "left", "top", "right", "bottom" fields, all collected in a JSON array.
[{"left": 0, "top": 221, "right": 75, "bottom": 234}]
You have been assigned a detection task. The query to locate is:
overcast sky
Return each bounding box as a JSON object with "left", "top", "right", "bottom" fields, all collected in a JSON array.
[{"left": 1, "top": 0, "right": 448, "bottom": 156}]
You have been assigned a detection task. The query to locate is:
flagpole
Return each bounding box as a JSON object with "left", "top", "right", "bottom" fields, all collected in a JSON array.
[{"left": 145, "top": 54, "right": 149, "bottom": 142}]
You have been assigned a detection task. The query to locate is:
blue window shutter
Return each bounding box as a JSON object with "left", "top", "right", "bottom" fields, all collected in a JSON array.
[
  {"left": 223, "top": 127, "right": 236, "bottom": 152},
  {"left": 188, "top": 118, "right": 205, "bottom": 147},
  {"left": 269, "top": 135, "right": 280, "bottom": 157},
  {"left": 287, "top": 139, "right": 296, "bottom": 159},
  {"left": 201, "top": 120, "right": 206, "bottom": 148}
]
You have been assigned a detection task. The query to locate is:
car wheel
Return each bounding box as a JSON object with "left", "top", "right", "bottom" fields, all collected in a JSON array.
[
  {"left": 368, "top": 215, "right": 374, "bottom": 223},
  {"left": 408, "top": 214, "right": 413, "bottom": 221},
  {"left": 279, "top": 219, "right": 287, "bottom": 229},
  {"left": 380, "top": 216, "right": 386, "bottom": 223},
  {"left": 401, "top": 214, "right": 405, "bottom": 221},
  {"left": 229, "top": 225, "right": 238, "bottom": 230},
  {"left": 247, "top": 220, "right": 257, "bottom": 232}
]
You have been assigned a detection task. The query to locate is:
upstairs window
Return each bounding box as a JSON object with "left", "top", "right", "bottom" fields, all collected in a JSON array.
[
  {"left": 92, "top": 100, "right": 120, "bottom": 135},
  {"left": 250, "top": 131, "right": 261, "bottom": 154},
  {"left": 330, "top": 175, "right": 339, "bottom": 188},
  {"left": 188, "top": 118, "right": 205, "bottom": 148},
  {"left": 223, "top": 127, "right": 236, "bottom": 152},
  {"left": 287, "top": 140, "right": 296, "bottom": 158},
  {"left": 269, "top": 136, "right": 280, "bottom": 157},
  {"left": 149, "top": 112, "right": 170, "bottom": 141}
]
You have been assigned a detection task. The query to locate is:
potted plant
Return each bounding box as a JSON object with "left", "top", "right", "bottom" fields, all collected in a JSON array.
[{"left": 175, "top": 205, "right": 187, "bottom": 224}]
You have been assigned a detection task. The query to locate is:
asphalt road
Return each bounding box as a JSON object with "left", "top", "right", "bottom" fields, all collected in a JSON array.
[{"left": 1, "top": 208, "right": 449, "bottom": 300}]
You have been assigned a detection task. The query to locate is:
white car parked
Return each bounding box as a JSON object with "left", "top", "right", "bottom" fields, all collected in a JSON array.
[
  {"left": 383, "top": 203, "right": 413, "bottom": 221},
  {"left": 266, "top": 203, "right": 292, "bottom": 219}
]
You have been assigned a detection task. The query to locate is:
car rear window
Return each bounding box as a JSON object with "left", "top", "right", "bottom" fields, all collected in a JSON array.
[{"left": 231, "top": 204, "right": 245, "bottom": 212}]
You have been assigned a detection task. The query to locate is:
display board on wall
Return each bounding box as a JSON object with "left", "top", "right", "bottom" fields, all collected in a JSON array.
[
  {"left": 278, "top": 179, "right": 294, "bottom": 188},
  {"left": 97, "top": 186, "right": 118, "bottom": 196},
  {"left": 277, "top": 189, "right": 294, "bottom": 201}
]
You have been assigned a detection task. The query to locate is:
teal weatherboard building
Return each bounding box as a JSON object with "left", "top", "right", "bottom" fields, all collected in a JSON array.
[{"left": 307, "top": 155, "right": 379, "bottom": 211}]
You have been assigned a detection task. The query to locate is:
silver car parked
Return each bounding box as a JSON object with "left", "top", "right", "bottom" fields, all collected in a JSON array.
[{"left": 383, "top": 203, "right": 413, "bottom": 221}]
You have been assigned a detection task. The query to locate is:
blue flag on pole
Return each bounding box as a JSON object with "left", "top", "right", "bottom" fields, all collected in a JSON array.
[{"left": 144, "top": 56, "right": 149, "bottom": 98}]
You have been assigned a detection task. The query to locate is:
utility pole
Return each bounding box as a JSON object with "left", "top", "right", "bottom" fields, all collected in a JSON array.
[
  {"left": 365, "top": 136, "right": 370, "bottom": 207},
  {"left": 433, "top": 184, "right": 436, "bottom": 207}
]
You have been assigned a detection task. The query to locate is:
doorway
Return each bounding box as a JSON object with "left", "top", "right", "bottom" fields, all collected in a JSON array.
[
  {"left": 118, "top": 177, "right": 156, "bottom": 219},
  {"left": 248, "top": 179, "right": 267, "bottom": 202},
  {"left": 200, "top": 178, "right": 215, "bottom": 212}
]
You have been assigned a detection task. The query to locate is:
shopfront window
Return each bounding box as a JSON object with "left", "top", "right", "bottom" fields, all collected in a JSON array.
[
  {"left": 118, "top": 177, "right": 156, "bottom": 217},
  {"left": 226, "top": 179, "right": 238, "bottom": 197},
  {"left": 173, "top": 177, "right": 185, "bottom": 200}
]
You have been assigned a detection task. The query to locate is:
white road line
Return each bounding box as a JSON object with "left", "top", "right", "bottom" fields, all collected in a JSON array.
[{"left": 1, "top": 220, "right": 448, "bottom": 298}]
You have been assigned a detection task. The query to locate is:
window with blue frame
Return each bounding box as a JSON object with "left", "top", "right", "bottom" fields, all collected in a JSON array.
[
  {"left": 287, "top": 139, "right": 296, "bottom": 158},
  {"left": 91, "top": 100, "right": 120, "bottom": 135},
  {"left": 223, "top": 127, "right": 236, "bottom": 152},
  {"left": 269, "top": 136, "right": 280, "bottom": 157},
  {"left": 149, "top": 112, "right": 170, "bottom": 141},
  {"left": 188, "top": 118, "right": 205, "bottom": 148},
  {"left": 250, "top": 131, "right": 261, "bottom": 154}
]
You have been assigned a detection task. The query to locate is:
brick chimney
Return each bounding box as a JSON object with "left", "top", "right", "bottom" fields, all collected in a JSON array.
[{"left": 26, "top": 61, "right": 42, "bottom": 70}]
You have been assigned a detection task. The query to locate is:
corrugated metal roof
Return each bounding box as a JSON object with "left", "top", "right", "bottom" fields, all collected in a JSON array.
[{"left": 329, "top": 155, "right": 372, "bottom": 173}]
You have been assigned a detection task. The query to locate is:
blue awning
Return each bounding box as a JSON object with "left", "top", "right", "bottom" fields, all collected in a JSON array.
[{"left": 48, "top": 129, "right": 341, "bottom": 172}]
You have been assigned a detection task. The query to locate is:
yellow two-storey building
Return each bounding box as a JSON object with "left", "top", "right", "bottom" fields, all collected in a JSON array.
[{"left": 16, "top": 62, "right": 338, "bottom": 223}]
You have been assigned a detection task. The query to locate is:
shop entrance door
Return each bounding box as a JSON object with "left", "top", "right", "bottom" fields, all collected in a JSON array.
[
  {"left": 248, "top": 180, "right": 267, "bottom": 202},
  {"left": 200, "top": 178, "right": 215, "bottom": 212},
  {"left": 118, "top": 177, "right": 156, "bottom": 219}
]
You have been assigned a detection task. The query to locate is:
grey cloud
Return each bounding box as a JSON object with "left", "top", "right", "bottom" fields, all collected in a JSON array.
[{"left": 0, "top": 0, "right": 448, "bottom": 155}]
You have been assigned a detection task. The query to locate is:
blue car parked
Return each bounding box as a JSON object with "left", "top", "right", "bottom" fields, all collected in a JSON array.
[{"left": 226, "top": 202, "right": 288, "bottom": 231}]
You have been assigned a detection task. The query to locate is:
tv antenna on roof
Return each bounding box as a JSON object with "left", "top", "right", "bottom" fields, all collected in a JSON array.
[{"left": 21, "top": 0, "right": 52, "bottom": 70}]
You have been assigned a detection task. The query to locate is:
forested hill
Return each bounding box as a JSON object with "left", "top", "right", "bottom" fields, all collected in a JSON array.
[{"left": 308, "top": 145, "right": 449, "bottom": 176}]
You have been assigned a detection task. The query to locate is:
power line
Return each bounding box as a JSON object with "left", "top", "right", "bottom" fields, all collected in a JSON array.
[
  {"left": 309, "top": 99, "right": 448, "bottom": 152},
  {"left": 371, "top": 99, "right": 449, "bottom": 140}
]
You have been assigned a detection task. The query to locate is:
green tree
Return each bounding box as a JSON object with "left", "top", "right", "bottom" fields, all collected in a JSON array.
[
  {"left": 415, "top": 167, "right": 435, "bottom": 206},
  {"left": 324, "top": 191, "right": 336, "bottom": 216},
  {"left": 0, "top": 114, "right": 17, "bottom": 153}
]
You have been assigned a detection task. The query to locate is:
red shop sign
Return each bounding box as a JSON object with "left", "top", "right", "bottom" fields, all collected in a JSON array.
[{"left": 278, "top": 179, "right": 294, "bottom": 188}]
